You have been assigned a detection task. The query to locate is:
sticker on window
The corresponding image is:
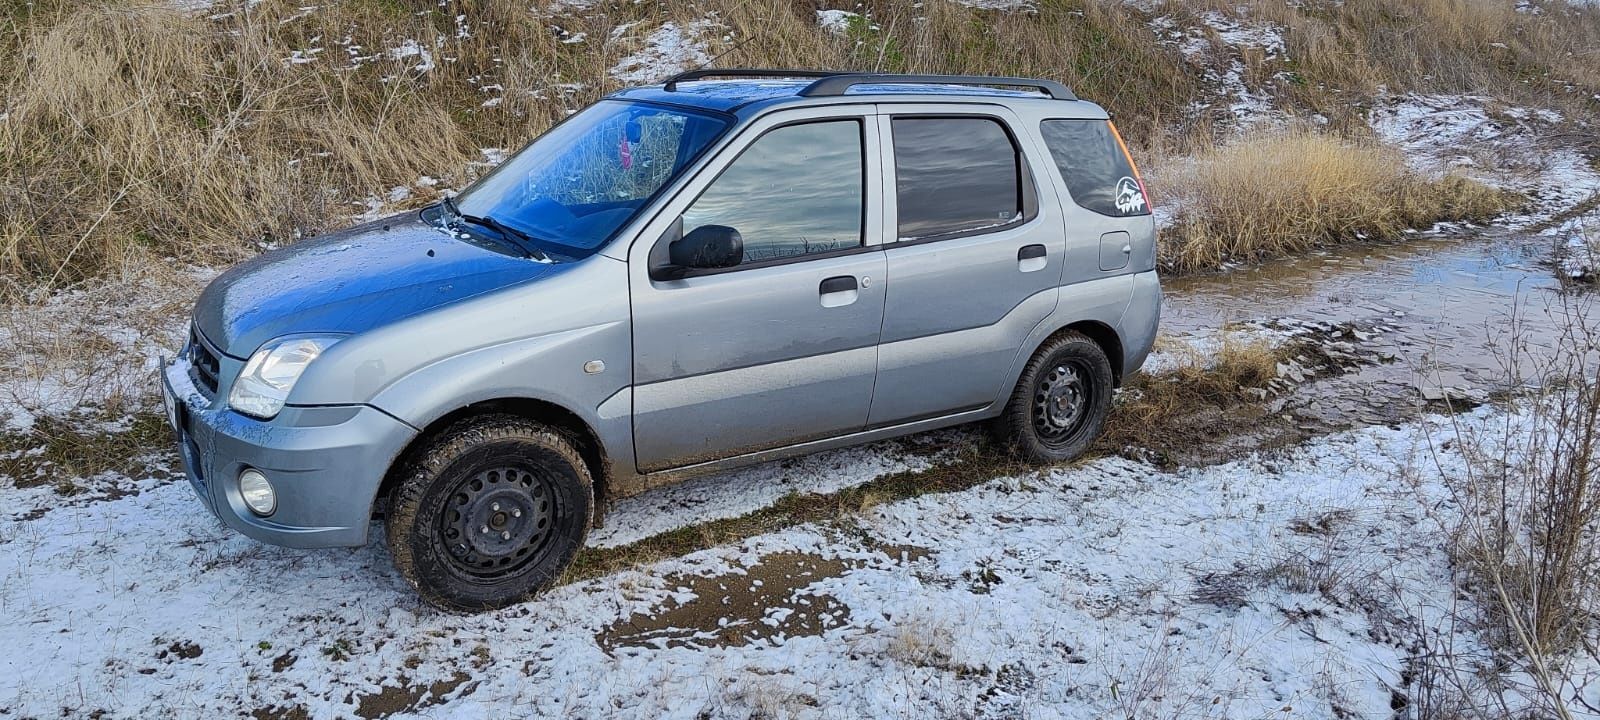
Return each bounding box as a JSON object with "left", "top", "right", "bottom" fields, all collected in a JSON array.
[{"left": 1114, "top": 176, "right": 1145, "bottom": 215}]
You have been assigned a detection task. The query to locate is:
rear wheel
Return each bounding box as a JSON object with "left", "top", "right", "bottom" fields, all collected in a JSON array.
[
  {"left": 993, "top": 331, "right": 1114, "bottom": 463},
  {"left": 385, "top": 415, "right": 591, "bottom": 611}
]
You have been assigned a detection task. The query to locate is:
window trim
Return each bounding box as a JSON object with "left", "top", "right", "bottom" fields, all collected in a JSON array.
[
  {"left": 885, "top": 113, "right": 1040, "bottom": 247},
  {"left": 649, "top": 117, "right": 870, "bottom": 280},
  {"left": 1038, "top": 117, "right": 1152, "bottom": 219}
]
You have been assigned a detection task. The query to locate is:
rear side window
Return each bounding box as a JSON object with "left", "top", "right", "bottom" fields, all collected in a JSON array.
[
  {"left": 892, "top": 117, "right": 1022, "bottom": 240},
  {"left": 1039, "top": 119, "right": 1149, "bottom": 217},
  {"left": 682, "top": 120, "right": 864, "bottom": 264}
]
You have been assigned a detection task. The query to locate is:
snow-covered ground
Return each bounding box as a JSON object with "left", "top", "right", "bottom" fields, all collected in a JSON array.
[{"left": 2, "top": 406, "right": 1591, "bottom": 718}]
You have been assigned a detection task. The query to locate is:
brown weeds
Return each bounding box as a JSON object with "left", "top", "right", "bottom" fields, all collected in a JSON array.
[
  {"left": 7, "top": 0, "right": 1593, "bottom": 289},
  {"left": 1156, "top": 132, "right": 1514, "bottom": 273}
]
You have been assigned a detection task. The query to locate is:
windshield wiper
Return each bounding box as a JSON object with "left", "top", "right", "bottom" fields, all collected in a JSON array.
[{"left": 442, "top": 197, "right": 552, "bottom": 262}]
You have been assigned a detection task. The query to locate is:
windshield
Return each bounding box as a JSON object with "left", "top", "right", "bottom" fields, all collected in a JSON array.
[{"left": 451, "top": 100, "right": 730, "bottom": 257}]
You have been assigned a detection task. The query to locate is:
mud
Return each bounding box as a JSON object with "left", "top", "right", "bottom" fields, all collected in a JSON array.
[{"left": 596, "top": 551, "right": 862, "bottom": 652}]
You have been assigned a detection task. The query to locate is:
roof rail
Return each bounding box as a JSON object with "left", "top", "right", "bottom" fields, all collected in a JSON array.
[
  {"left": 799, "top": 73, "right": 1076, "bottom": 100},
  {"left": 662, "top": 68, "right": 845, "bottom": 92}
]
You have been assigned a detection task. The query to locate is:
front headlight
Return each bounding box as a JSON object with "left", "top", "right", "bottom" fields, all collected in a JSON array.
[{"left": 228, "top": 336, "right": 340, "bottom": 419}]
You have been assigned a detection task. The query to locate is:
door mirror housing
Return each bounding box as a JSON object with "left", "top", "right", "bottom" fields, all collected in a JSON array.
[{"left": 657, "top": 224, "right": 742, "bottom": 278}]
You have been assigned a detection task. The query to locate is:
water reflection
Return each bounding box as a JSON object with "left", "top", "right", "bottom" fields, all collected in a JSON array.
[
  {"left": 683, "top": 120, "right": 864, "bottom": 264},
  {"left": 1164, "top": 228, "right": 1576, "bottom": 393},
  {"left": 892, "top": 117, "right": 1020, "bottom": 239}
]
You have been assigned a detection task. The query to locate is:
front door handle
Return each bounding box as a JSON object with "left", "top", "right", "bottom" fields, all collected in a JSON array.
[
  {"left": 819, "top": 276, "right": 857, "bottom": 294},
  {"left": 819, "top": 275, "right": 859, "bottom": 308},
  {"left": 1017, "top": 243, "right": 1047, "bottom": 272}
]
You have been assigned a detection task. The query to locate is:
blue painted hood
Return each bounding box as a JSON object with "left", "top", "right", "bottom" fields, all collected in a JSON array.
[{"left": 194, "top": 210, "right": 553, "bottom": 357}]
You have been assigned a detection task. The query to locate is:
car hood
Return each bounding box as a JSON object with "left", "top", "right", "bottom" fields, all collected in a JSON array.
[{"left": 194, "top": 211, "right": 554, "bottom": 357}]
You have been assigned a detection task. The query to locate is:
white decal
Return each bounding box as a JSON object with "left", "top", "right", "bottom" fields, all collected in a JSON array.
[{"left": 1114, "top": 176, "right": 1145, "bottom": 214}]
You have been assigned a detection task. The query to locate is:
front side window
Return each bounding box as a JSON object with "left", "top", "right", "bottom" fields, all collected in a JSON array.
[
  {"left": 1039, "top": 119, "right": 1150, "bottom": 217},
  {"left": 892, "top": 117, "right": 1023, "bottom": 240},
  {"left": 681, "top": 120, "right": 864, "bottom": 265},
  {"left": 453, "top": 100, "right": 730, "bottom": 257}
]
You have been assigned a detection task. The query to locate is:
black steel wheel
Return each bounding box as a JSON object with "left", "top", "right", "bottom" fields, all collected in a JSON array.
[
  {"left": 386, "top": 415, "right": 592, "bottom": 611},
  {"left": 439, "top": 465, "right": 559, "bottom": 578},
  {"left": 993, "top": 330, "right": 1114, "bottom": 463}
]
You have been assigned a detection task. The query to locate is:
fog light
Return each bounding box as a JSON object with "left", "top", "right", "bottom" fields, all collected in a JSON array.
[{"left": 239, "top": 469, "right": 276, "bottom": 516}]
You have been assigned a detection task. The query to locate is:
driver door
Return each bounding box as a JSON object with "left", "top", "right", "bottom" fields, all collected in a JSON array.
[{"left": 627, "top": 106, "right": 886, "bottom": 472}]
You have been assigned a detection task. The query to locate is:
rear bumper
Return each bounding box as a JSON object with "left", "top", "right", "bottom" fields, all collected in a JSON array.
[
  {"left": 1118, "top": 270, "right": 1162, "bottom": 378},
  {"left": 161, "top": 356, "right": 416, "bottom": 548}
]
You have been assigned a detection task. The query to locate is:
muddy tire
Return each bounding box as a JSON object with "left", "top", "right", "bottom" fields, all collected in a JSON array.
[
  {"left": 385, "top": 415, "right": 591, "bottom": 611},
  {"left": 993, "top": 330, "right": 1114, "bottom": 463}
]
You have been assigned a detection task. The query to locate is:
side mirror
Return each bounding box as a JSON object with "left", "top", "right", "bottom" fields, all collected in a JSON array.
[{"left": 667, "top": 225, "right": 743, "bottom": 274}]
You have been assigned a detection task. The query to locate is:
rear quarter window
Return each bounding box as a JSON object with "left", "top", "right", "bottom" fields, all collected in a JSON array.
[{"left": 1039, "top": 119, "right": 1149, "bottom": 217}]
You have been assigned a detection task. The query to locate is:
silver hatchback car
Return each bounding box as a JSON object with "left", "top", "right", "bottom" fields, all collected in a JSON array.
[{"left": 161, "top": 70, "right": 1160, "bottom": 609}]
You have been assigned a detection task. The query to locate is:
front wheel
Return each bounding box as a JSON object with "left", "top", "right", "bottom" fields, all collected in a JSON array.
[
  {"left": 993, "top": 331, "right": 1114, "bottom": 463},
  {"left": 385, "top": 415, "right": 592, "bottom": 611}
]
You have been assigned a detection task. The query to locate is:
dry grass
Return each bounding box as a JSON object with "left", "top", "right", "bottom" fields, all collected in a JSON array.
[
  {"left": 1260, "top": 0, "right": 1600, "bottom": 129},
  {"left": 0, "top": 0, "right": 1202, "bottom": 290},
  {"left": 1157, "top": 132, "right": 1515, "bottom": 273},
  {"left": 3, "top": 0, "right": 1594, "bottom": 290},
  {"left": 1108, "top": 332, "right": 1281, "bottom": 435}
]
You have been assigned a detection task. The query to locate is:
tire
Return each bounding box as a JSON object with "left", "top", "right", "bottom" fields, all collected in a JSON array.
[
  {"left": 385, "top": 415, "right": 592, "bottom": 611},
  {"left": 992, "top": 330, "right": 1114, "bottom": 463}
]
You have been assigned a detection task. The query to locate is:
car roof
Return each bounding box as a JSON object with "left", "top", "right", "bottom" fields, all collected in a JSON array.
[{"left": 607, "top": 73, "right": 1108, "bottom": 118}]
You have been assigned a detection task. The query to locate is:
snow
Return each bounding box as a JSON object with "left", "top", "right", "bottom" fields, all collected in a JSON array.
[
  {"left": 0, "top": 272, "right": 211, "bottom": 431},
  {"left": 1150, "top": 11, "right": 1289, "bottom": 131},
  {"left": 952, "top": 0, "right": 1038, "bottom": 10},
  {"left": 1369, "top": 93, "right": 1600, "bottom": 215},
  {"left": 3, "top": 406, "right": 1588, "bottom": 716},
  {"left": 387, "top": 39, "right": 435, "bottom": 74},
  {"left": 609, "top": 21, "right": 719, "bottom": 85},
  {"left": 815, "top": 9, "right": 858, "bottom": 34},
  {"left": 590, "top": 440, "right": 945, "bottom": 548}
]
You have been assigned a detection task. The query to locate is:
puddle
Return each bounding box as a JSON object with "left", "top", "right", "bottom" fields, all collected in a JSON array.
[
  {"left": 1164, "top": 228, "right": 1579, "bottom": 429},
  {"left": 597, "top": 552, "right": 856, "bottom": 652}
]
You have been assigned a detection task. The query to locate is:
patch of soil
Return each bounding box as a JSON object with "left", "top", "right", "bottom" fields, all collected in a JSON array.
[
  {"left": 596, "top": 552, "right": 857, "bottom": 652},
  {"left": 353, "top": 671, "right": 474, "bottom": 719},
  {"left": 157, "top": 639, "right": 202, "bottom": 661},
  {"left": 251, "top": 706, "right": 309, "bottom": 720}
]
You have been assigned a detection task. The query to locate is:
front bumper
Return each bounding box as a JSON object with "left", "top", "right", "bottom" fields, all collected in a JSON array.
[{"left": 161, "top": 355, "right": 417, "bottom": 548}]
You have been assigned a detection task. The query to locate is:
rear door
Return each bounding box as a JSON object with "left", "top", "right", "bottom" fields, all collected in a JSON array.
[
  {"left": 628, "top": 107, "right": 887, "bottom": 472},
  {"left": 867, "top": 106, "right": 1067, "bottom": 426}
]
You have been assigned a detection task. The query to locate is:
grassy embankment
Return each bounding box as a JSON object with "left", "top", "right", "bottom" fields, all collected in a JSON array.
[{"left": 4, "top": 0, "right": 1597, "bottom": 290}]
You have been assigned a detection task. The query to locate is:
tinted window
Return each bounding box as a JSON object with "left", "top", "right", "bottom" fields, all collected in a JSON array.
[
  {"left": 893, "top": 117, "right": 1022, "bottom": 240},
  {"left": 1039, "top": 119, "right": 1149, "bottom": 217},
  {"left": 454, "top": 100, "right": 729, "bottom": 256},
  {"left": 682, "top": 120, "right": 864, "bottom": 264}
]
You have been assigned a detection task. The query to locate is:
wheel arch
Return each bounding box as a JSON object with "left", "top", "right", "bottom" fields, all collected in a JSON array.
[
  {"left": 1058, "top": 320, "right": 1125, "bottom": 387},
  {"left": 376, "top": 397, "right": 612, "bottom": 524}
]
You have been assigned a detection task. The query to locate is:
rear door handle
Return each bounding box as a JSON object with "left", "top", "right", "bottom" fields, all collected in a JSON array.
[
  {"left": 1017, "top": 244, "right": 1047, "bottom": 272},
  {"left": 819, "top": 275, "right": 859, "bottom": 308}
]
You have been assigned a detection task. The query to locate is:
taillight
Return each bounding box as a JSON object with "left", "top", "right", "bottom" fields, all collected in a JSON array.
[{"left": 1107, "top": 120, "right": 1152, "bottom": 213}]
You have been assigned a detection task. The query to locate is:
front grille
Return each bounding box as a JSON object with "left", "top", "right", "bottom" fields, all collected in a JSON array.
[{"left": 188, "top": 326, "right": 221, "bottom": 396}]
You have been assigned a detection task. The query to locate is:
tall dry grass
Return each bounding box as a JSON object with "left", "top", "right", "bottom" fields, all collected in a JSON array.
[
  {"left": 0, "top": 0, "right": 1594, "bottom": 291},
  {"left": 0, "top": 0, "right": 1202, "bottom": 291},
  {"left": 1156, "top": 132, "right": 1514, "bottom": 273}
]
